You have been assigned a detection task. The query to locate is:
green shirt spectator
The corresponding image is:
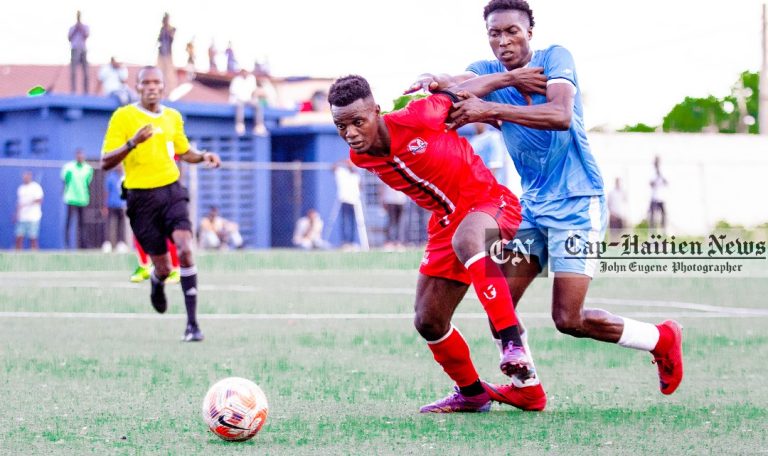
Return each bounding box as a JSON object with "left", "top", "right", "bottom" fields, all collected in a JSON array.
[
  {"left": 61, "top": 148, "right": 93, "bottom": 249},
  {"left": 61, "top": 151, "right": 93, "bottom": 206}
]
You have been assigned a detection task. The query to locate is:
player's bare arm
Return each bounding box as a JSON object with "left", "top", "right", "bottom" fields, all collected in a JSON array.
[
  {"left": 405, "top": 67, "right": 546, "bottom": 99},
  {"left": 101, "top": 124, "right": 153, "bottom": 171},
  {"left": 446, "top": 82, "right": 573, "bottom": 131},
  {"left": 179, "top": 148, "right": 222, "bottom": 168},
  {"left": 404, "top": 72, "right": 476, "bottom": 94}
]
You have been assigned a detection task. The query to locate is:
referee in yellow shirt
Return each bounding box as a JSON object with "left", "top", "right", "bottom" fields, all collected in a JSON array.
[{"left": 101, "top": 66, "right": 221, "bottom": 342}]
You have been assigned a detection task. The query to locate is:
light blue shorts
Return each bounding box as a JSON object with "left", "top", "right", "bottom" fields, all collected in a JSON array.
[
  {"left": 15, "top": 220, "right": 41, "bottom": 239},
  {"left": 505, "top": 195, "right": 607, "bottom": 277}
]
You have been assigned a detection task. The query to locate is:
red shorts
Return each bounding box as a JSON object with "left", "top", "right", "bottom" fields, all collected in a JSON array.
[{"left": 418, "top": 187, "right": 521, "bottom": 284}]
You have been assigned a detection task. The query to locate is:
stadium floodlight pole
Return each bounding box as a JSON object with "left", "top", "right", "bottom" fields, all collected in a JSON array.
[{"left": 760, "top": 3, "right": 768, "bottom": 135}]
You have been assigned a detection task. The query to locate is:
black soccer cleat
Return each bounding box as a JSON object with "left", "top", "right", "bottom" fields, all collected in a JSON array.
[
  {"left": 183, "top": 324, "right": 204, "bottom": 342},
  {"left": 150, "top": 281, "right": 167, "bottom": 314}
]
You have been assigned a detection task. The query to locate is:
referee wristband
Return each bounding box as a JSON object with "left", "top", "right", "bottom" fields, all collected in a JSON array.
[{"left": 126, "top": 139, "right": 136, "bottom": 151}]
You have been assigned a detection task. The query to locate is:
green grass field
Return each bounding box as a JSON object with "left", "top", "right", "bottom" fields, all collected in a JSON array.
[{"left": 1, "top": 250, "right": 766, "bottom": 455}]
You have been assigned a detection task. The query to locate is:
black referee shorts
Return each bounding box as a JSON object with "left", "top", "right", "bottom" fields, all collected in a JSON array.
[{"left": 126, "top": 181, "right": 192, "bottom": 255}]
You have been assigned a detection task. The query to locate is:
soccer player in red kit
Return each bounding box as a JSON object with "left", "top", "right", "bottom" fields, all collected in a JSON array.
[{"left": 329, "top": 75, "right": 546, "bottom": 413}]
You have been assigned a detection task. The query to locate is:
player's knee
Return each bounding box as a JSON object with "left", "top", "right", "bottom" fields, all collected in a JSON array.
[
  {"left": 413, "top": 313, "right": 449, "bottom": 341},
  {"left": 154, "top": 262, "right": 172, "bottom": 278},
  {"left": 553, "top": 311, "right": 586, "bottom": 337},
  {"left": 451, "top": 234, "right": 482, "bottom": 265}
]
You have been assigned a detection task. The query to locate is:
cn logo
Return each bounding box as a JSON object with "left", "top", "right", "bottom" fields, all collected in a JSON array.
[
  {"left": 483, "top": 284, "right": 497, "bottom": 300},
  {"left": 407, "top": 138, "right": 428, "bottom": 154}
]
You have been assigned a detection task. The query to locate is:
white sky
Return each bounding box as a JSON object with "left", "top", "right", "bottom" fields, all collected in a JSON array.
[{"left": 0, "top": 0, "right": 764, "bottom": 129}]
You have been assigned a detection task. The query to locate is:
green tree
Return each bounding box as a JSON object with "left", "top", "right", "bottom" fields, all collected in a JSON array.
[
  {"left": 619, "top": 123, "right": 657, "bottom": 133},
  {"left": 660, "top": 71, "right": 759, "bottom": 134}
]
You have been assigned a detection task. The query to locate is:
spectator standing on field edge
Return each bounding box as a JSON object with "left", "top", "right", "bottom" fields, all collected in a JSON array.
[
  {"left": 15, "top": 171, "right": 44, "bottom": 250},
  {"left": 61, "top": 149, "right": 94, "bottom": 249},
  {"left": 102, "top": 164, "right": 128, "bottom": 252},
  {"left": 649, "top": 155, "right": 668, "bottom": 232},
  {"left": 333, "top": 159, "right": 362, "bottom": 248},
  {"left": 607, "top": 177, "right": 628, "bottom": 241},
  {"left": 68, "top": 10, "right": 90, "bottom": 94},
  {"left": 381, "top": 184, "right": 407, "bottom": 249},
  {"left": 469, "top": 123, "right": 507, "bottom": 185}
]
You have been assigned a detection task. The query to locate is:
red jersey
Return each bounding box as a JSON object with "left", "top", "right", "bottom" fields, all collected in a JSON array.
[{"left": 350, "top": 94, "right": 505, "bottom": 228}]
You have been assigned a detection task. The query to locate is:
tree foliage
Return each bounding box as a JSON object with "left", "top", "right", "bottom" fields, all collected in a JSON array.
[{"left": 621, "top": 71, "right": 759, "bottom": 133}]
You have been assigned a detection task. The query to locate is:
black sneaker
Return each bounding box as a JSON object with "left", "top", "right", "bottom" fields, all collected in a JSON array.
[
  {"left": 183, "top": 324, "right": 204, "bottom": 342},
  {"left": 150, "top": 281, "right": 167, "bottom": 314}
]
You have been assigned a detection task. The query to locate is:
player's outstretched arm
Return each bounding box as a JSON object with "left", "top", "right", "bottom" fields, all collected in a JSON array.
[
  {"left": 446, "top": 83, "right": 573, "bottom": 131},
  {"left": 179, "top": 148, "right": 222, "bottom": 168},
  {"left": 448, "top": 67, "right": 547, "bottom": 101},
  {"left": 406, "top": 68, "right": 546, "bottom": 100},
  {"left": 404, "top": 72, "right": 476, "bottom": 94}
]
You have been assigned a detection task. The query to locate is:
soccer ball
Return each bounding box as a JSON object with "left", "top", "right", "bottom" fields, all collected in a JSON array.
[{"left": 201, "top": 377, "right": 269, "bottom": 441}]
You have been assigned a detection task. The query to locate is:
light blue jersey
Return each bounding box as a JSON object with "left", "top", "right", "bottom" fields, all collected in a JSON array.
[{"left": 467, "top": 45, "right": 604, "bottom": 202}]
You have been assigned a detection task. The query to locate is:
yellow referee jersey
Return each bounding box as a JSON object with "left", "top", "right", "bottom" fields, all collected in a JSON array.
[{"left": 101, "top": 103, "right": 191, "bottom": 189}]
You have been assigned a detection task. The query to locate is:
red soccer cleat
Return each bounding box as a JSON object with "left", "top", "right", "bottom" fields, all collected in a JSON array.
[
  {"left": 653, "top": 320, "right": 684, "bottom": 395},
  {"left": 481, "top": 381, "right": 547, "bottom": 411}
]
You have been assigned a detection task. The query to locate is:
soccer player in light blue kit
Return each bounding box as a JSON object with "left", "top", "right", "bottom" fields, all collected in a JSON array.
[{"left": 407, "top": 0, "right": 684, "bottom": 397}]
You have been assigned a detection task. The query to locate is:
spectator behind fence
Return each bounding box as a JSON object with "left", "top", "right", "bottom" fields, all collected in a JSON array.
[
  {"left": 381, "top": 184, "right": 407, "bottom": 249},
  {"left": 157, "top": 12, "right": 177, "bottom": 91},
  {"left": 199, "top": 206, "right": 244, "bottom": 250},
  {"left": 469, "top": 123, "right": 507, "bottom": 185},
  {"left": 229, "top": 68, "right": 267, "bottom": 136},
  {"left": 333, "top": 159, "right": 362, "bottom": 249},
  {"left": 15, "top": 171, "right": 44, "bottom": 250},
  {"left": 649, "top": 155, "right": 668, "bottom": 232},
  {"left": 292, "top": 208, "right": 329, "bottom": 250},
  {"left": 68, "top": 10, "right": 90, "bottom": 94},
  {"left": 61, "top": 148, "right": 93, "bottom": 249},
  {"left": 97, "top": 57, "right": 134, "bottom": 105},
  {"left": 102, "top": 164, "right": 128, "bottom": 253}
]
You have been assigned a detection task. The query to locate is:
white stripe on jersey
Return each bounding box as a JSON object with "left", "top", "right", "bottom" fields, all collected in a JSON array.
[
  {"left": 392, "top": 155, "right": 457, "bottom": 216},
  {"left": 547, "top": 78, "right": 578, "bottom": 95}
]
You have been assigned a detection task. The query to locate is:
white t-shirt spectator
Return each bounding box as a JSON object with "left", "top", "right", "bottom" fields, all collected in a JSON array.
[
  {"left": 229, "top": 73, "right": 257, "bottom": 103},
  {"left": 292, "top": 215, "right": 325, "bottom": 248},
  {"left": 382, "top": 185, "right": 407, "bottom": 205},
  {"left": 334, "top": 166, "right": 361, "bottom": 205},
  {"left": 607, "top": 187, "right": 628, "bottom": 220},
  {"left": 17, "top": 181, "right": 44, "bottom": 222},
  {"left": 98, "top": 64, "right": 128, "bottom": 95}
]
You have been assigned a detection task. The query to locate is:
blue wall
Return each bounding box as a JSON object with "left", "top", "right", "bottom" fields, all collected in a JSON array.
[
  {"left": 270, "top": 125, "right": 348, "bottom": 247},
  {"left": 0, "top": 95, "right": 298, "bottom": 249}
]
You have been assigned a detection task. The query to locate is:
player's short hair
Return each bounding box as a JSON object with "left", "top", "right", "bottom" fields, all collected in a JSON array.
[
  {"left": 327, "top": 75, "right": 372, "bottom": 108},
  {"left": 137, "top": 65, "right": 162, "bottom": 83},
  {"left": 483, "top": 0, "right": 535, "bottom": 27}
]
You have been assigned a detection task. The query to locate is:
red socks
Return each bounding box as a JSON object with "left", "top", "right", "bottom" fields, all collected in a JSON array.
[
  {"left": 427, "top": 326, "right": 480, "bottom": 388},
  {"left": 134, "top": 237, "right": 179, "bottom": 268},
  {"left": 466, "top": 254, "right": 519, "bottom": 331},
  {"left": 134, "top": 237, "right": 149, "bottom": 266}
]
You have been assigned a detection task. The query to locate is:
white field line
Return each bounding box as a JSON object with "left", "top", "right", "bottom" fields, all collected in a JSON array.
[
  {"left": 2, "top": 279, "right": 766, "bottom": 316},
  {"left": 0, "top": 311, "right": 764, "bottom": 320}
]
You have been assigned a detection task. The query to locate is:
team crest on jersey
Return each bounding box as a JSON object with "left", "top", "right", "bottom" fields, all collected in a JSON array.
[{"left": 407, "top": 138, "right": 428, "bottom": 154}]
